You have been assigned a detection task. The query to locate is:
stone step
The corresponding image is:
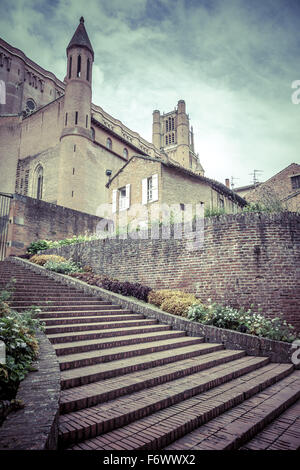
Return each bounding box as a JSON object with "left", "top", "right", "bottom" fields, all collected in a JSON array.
[
  {"left": 165, "top": 370, "right": 300, "bottom": 450},
  {"left": 42, "top": 312, "right": 134, "bottom": 326},
  {"left": 60, "top": 356, "right": 272, "bottom": 448},
  {"left": 45, "top": 315, "right": 147, "bottom": 334},
  {"left": 13, "top": 304, "right": 122, "bottom": 313},
  {"left": 60, "top": 342, "right": 224, "bottom": 390},
  {"left": 38, "top": 309, "right": 126, "bottom": 320},
  {"left": 54, "top": 330, "right": 186, "bottom": 356},
  {"left": 60, "top": 349, "right": 246, "bottom": 414},
  {"left": 47, "top": 323, "right": 171, "bottom": 344},
  {"left": 58, "top": 336, "right": 204, "bottom": 371},
  {"left": 239, "top": 398, "right": 300, "bottom": 450},
  {"left": 11, "top": 295, "right": 99, "bottom": 301},
  {"left": 10, "top": 300, "right": 109, "bottom": 307},
  {"left": 66, "top": 363, "right": 293, "bottom": 450}
]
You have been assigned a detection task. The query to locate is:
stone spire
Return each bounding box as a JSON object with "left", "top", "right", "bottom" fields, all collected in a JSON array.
[{"left": 67, "top": 17, "right": 94, "bottom": 60}]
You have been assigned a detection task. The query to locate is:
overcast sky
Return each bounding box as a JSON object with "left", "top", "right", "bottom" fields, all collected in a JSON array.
[{"left": 0, "top": 0, "right": 299, "bottom": 187}]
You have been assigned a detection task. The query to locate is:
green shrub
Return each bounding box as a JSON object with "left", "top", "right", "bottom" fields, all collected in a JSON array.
[
  {"left": 148, "top": 289, "right": 184, "bottom": 307},
  {"left": 187, "top": 300, "right": 298, "bottom": 343},
  {"left": 148, "top": 289, "right": 199, "bottom": 316},
  {"left": 160, "top": 294, "right": 198, "bottom": 317},
  {"left": 29, "top": 254, "right": 66, "bottom": 266},
  {"left": 44, "top": 259, "right": 83, "bottom": 274},
  {"left": 26, "top": 240, "right": 52, "bottom": 254},
  {"left": 204, "top": 207, "right": 226, "bottom": 218},
  {"left": 26, "top": 234, "right": 101, "bottom": 255},
  {"left": 0, "top": 286, "right": 45, "bottom": 400}
]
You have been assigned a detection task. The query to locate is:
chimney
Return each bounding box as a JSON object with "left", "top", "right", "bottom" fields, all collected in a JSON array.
[{"left": 225, "top": 178, "right": 230, "bottom": 188}]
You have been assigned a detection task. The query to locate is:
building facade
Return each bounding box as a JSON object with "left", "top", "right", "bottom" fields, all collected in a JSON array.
[
  {"left": 106, "top": 155, "right": 246, "bottom": 230},
  {"left": 235, "top": 163, "right": 300, "bottom": 212},
  {"left": 0, "top": 17, "right": 241, "bottom": 218}
]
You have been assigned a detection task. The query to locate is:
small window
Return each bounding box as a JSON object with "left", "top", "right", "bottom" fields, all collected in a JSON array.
[
  {"left": 123, "top": 148, "right": 128, "bottom": 159},
  {"left": 291, "top": 175, "right": 300, "bottom": 190},
  {"left": 219, "top": 198, "right": 224, "bottom": 210},
  {"left": 91, "top": 127, "right": 95, "bottom": 141},
  {"left": 119, "top": 184, "right": 130, "bottom": 211},
  {"left": 180, "top": 203, "right": 185, "bottom": 211},
  {"left": 142, "top": 174, "right": 158, "bottom": 204},
  {"left": 119, "top": 187, "right": 127, "bottom": 211},
  {"left": 65, "top": 113, "right": 68, "bottom": 126},
  {"left": 86, "top": 58, "right": 90, "bottom": 81},
  {"left": 75, "top": 111, "right": 78, "bottom": 125},
  {"left": 77, "top": 54, "right": 81, "bottom": 78},
  {"left": 68, "top": 56, "right": 72, "bottom": 79},
  {"left": 106, "top": 137, "right": 112, "bottom": 149},
  {"left": 86, "top": 114, "right": 88, "bottom": 128}
]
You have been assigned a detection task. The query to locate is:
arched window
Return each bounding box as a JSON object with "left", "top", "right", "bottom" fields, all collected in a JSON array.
[
  {"left": 106, "top": 138, "right": 112, "bottom": 150},
  {"left": 91, "top": 127, "right": 95, "bottom": 141},
  {"left": 77, "top": 55, "right": 81, "bottom": 78},
  {"left": 86, "top": 58, "right": 90, "bottom": 81},
  {"left": 123, "top": 148, "right": 128, "bottom": 159},
  {"left": 33, "top": 165, "right": 43, "bottom": 200}
]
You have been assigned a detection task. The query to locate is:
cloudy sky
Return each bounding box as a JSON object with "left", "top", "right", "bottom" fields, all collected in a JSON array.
[{"left": 1, "top": 0, "right": 299, "bottom": 187}]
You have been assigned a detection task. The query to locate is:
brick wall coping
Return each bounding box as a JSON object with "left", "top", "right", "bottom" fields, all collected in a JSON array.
[
  {"left": 0, "top": 330, "right": 60, "bottom": 450},
  {"left": 8, "top": 257, "right": 297, "bottom": 367}
]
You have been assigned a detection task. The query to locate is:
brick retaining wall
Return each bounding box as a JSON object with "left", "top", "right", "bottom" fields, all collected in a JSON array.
[
  {"left": 43, "top": 212, "right": 300, "bottom": 332},
  {"left": 6, "top": 193, "right": 103, "bottom": 257}
]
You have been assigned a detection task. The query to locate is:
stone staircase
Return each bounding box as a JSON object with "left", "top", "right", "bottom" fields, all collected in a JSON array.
[{"left": 0, "top": 259, "right": 299, "bottom": 451}]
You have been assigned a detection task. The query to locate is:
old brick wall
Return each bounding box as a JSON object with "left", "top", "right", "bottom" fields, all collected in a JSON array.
[
  {"left": 6, "top": 193, "right": 103, "bottom": 256},
  {"left": 44, "top": 212, "right": 300, "bottom": 332}
]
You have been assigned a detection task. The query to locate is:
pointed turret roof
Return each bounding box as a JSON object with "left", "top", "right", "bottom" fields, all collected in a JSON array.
[{"left": 67, "top": 17, "right": 94, "bottom": 60}]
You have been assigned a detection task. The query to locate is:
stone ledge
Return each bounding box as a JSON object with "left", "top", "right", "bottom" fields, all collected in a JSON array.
[
  {"left": 0, "top": 330, "right": 60, "bottom": 450},
  {"left": 8, "top": 256, "right": 297, "bottom": 367}
]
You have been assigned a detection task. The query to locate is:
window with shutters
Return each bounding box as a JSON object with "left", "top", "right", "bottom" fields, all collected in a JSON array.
[
  {"left": 142, "top": 174, "right": 158, "bottom": 204},
  {"left": 119, "top": 187, "right": 127, "bottom": 211}
]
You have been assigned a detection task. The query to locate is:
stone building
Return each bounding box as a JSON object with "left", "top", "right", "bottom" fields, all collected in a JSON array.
[
  {"left": 106, "top": 155, "right": 246, "bottom": 229},
  {"left": 0, "top": 17, "right": 243, "bottom": 217},
  {"left": 235, "top": 163, "right": 300, "bottom": 212}
]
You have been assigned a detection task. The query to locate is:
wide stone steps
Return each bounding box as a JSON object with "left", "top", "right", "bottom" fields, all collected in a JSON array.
[
  {"left": 59, "top": 349, "right": 247, "bottom": 414},
  {"left": 44, "top": 316, "right": 151, "bottom": 334},
  {"left": 47, "top": 323, "right": 172, "bottom": 344},
  {"left": 165, "top": 370, "right": 300, "bottom": 450},
  {"left": 239, "top": 398, "right": 300, "bottom": 450},
  {"left": 60, "top": 342, "right": 222, "bottom": 389},
  {"left": 58, "top": 336, "right": 205, "bottom": 371},
  {"left": 1, "top": 258, "right": 299, "bottom": 452},
  {"left": 39, "top": 311, "right": 133, "bottom": 323},
  {"left": 67, "top": 363, "right": 294, "bottom": 450},
  {"left": 54, "top": 330, "right": 186, "bottom": 356}
]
